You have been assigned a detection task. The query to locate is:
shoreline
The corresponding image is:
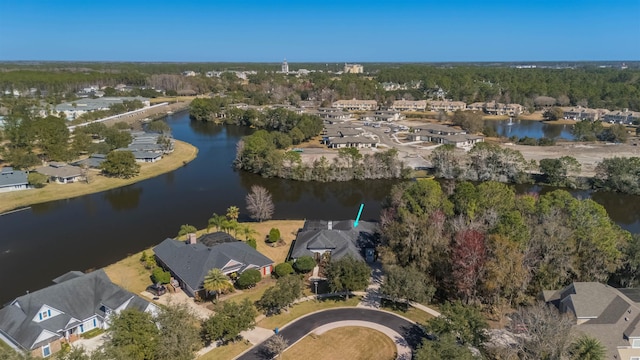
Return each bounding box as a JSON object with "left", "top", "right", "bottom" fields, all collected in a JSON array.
[{"left": 0, "top": 140, "right": 198, "bottom": 215}]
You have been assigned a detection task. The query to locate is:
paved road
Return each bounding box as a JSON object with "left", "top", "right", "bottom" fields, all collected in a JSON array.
[{"left": 236, "top": 308, "right": 424, "bottom": 360}]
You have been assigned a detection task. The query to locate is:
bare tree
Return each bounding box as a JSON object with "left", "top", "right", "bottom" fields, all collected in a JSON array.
[
  {"left": 264, "top": 335, "right": 288, "bottom": 359},
  {"left": 509, "top": 302, "right": 575, "bottom": 360},
  {"left": 245, "top": 185, "right": 274, "bottom": 222}
]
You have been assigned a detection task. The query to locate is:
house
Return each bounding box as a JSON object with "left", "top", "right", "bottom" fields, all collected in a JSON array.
[
  {"left": 332, "top": 99, "right": 378, "bottom": 111},
  {"left": 428, "top": 100, "right": 467, "bottom": 112},
  {"left": 0, "top": 270, "right": 157, "bottom": 358},
  {"left": 153, "top": 233, "right": 274, "bottom": 298},
  {"left": 372, "top": 110, "right": 405, "bottom": 122},
  {"left": 327, "top": 136, "right": 378, "bottom": 149},
  {"left": 543, "top": 282, "right": 640, "bottom": 360},
  {"left": 53, "top": 97, "right": 150, "bottom": 121},
  {"left": 391, "top": 100, "right": 427, "bottom": 112},
  {"left": 604, "top": 110, "right": 640, "bottom": 124},
  {"left": 71, "top": 154, "right": 107, "bottom": 169},
  {"left": 289, "top": 220, "right": 378, "bottom": 262},
  {"left": 130, "top": 151, "right": 163, "bottom": 163},
  {"left": 0, "top": 167, "right": 29, "bottom": 193},
  {"left": 35, "top": 163, "right": 84, "bottom": 184},
  {"left": 562, "top": 106, "right": 603, "bottom": 121}
]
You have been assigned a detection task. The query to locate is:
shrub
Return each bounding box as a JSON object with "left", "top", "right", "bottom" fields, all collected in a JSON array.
[
  {"left": 247, "top": 238, "right": 257, "bottom": 249},
  {"left": 151, "top": 267, "right": 171, "bottom": 284},
  {"left": 293, "top": 256, "right": 316, "bottom": 273},
  {"left": 267, "top": 228, "right": 281, "bottom": 243},
  {"left": 28, "top": 172, "right": 48, "bottom": 188},
  {"left": 237, "top": 269, "right": 262, "bottom": 289},
  {"left": 274, "top": 263, "right": 294, "bottom": 278}
]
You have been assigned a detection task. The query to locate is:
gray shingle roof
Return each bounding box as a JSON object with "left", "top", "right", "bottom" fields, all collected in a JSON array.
[
  {"left": 0, "top": 269, "right": 152, "bottom": 351},
  {"left": 0, "top": 167, "right": 28, "bottom": 188},
  {"left": 291, "top": 220, "right": 377, "bottom": 261},
  {"left": 153, "top": 239, "right": 274, "bottom": 293}
]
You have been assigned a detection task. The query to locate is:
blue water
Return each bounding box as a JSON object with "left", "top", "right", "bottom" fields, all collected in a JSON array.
[{"left": 485, "top": 119, "right": 575, "bottom": 140}]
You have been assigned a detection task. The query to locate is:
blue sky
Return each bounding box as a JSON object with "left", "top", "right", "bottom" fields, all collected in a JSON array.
[{"left": 0, "top": 0, "right": 638, "bottom": 62}]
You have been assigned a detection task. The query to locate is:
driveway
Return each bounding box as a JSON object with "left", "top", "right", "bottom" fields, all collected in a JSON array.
[
  {"left": 235, "top": 308, "right": 424, "bottom": 360},
  {"left": 143, "top": 289, "right": 213, "bottom": 320}
]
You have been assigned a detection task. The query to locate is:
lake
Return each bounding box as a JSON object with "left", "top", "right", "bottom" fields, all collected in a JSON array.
[
  {"left": 485, "top": 119, "right": 575, "bottom": 140},
  {"left": 0, "top": 112, "right": 636, "bottom": 305}
]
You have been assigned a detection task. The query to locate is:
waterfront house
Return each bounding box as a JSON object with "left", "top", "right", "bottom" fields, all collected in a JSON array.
[
  {"left": 289, "top": 220, "right": 378, "bottom": 263},
  {"left": 35, "top": 163, "right": 84, "bottom": 184},
  {"left": 604, "top": 109, "right": 640, "bottom": 124},
  {"left": 543, "top": 282, "right": 640, "bottom": 360},
  {"left": 0, "top": 270, "right": 157, "bottom": 358},
  {"left": 153, "top": 234, "right": 274, "bottom": 298},
  {"left": 0, "top": 167, "right": 29, "bottom": 193}
]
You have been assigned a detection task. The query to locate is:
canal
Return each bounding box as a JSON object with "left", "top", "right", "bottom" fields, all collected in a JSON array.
[{"left": 0, "top": 112, "right": 638, "bottom": 305}]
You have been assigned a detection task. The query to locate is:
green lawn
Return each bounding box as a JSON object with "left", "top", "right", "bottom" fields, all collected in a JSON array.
[{"left": 257, "top": 296, "right": 361, "bottom": 329}]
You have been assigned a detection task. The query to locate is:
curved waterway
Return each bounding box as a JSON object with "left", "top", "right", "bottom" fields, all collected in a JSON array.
[{"left": 0, "top": 112, "right": 638, "bottom": 305}]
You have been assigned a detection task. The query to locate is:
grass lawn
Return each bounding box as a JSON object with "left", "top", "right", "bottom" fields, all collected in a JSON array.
[
  {"left": 381, "top": 299, "right": 434, "bottom": 325},
  {"left": 0, "top": 140, "right": 198, "bottom": 214},
  {"left": 103, "top": 249, "right": 154, "bottom": 295},
  {"left": 198, "top": 341, "right": 251, "bottom": 360},
  {"left": 482, "top": 115, "right": 510, "bottom": 121},
  {"left": 249, "top": 220, "right": 304, "bottom": 263},
  {"left": 282, "top": 327, "right": 396, "bottom": 360},
  {"left": 215, "top": 277, "right": 276, "bottom": 307},
  {"left": 257, "top": 296, "right": 361, "bottom": 329}
]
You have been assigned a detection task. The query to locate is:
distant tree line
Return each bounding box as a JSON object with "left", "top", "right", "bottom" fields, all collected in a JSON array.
[{"left": 429, "top": 142, "right": 640, "bottom": 193}]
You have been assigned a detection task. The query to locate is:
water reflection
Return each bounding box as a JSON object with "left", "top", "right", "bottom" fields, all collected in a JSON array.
[
  {"left": 104, "top": 186, "right": 143, "bottom": 211},
  {"left": 485, "top": 119, "right": 574, "bottom": 140}
]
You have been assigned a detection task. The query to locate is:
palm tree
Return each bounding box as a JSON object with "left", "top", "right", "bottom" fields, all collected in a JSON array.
[
  {"left": 226, "top": 206, "right": 240, "bottom": 222},
  {"left": 241, "top": 224, "right": 258, "bottom": 241},
  {"left": 569, "top": 335, "right": 606, "bottom": 360},
  {"left": 203, "top": 268, "right": 233, "bottom": 301},
  {"left": 207, "top": 213, "right": 225, "bottom": 232}
]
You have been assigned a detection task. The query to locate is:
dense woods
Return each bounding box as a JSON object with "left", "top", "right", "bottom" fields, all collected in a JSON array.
[{"left": 378, "top": 179, "right": 635, "bottom": 313}]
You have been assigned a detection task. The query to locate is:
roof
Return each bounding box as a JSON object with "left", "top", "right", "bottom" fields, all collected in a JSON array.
[
  {"left": 545, "top": 282, "right": 640, "bottom": 359},
  {"left": 0, "top": 167, "right": 28, "bottom": 188},
  {"left": 0, "top": 270, "right": 152, "bottom": 351},
  {"left": 35, "top": 163, "right": 83, "bottom": 178},
  {"left": 198, "top": 232, "right": 238, "bottom": 247},
  {"left": 290, "top": 220, "right": 378, "bottom": 261},
  {"left": 153, "top": 239, "right": 274, "bottom": 292},
  {"left": 330, "top": 136, "right": 377, "bottom": 145}
]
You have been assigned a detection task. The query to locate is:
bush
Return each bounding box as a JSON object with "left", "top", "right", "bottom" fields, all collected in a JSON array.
[
  {"left": 151, "top": 267, "right": 171, "bottom": 284},
  {"left": 247, "top": 238, "right": 257, "bottom": 249},
  {"left": 274, "top": 263, "right": 294, "bottom": 278},
  {"left": 237, "top": 269, "right": 262, "bottom": 289},
  {"left": 294, "top": 256, "right": 316, "bottom": 273},
  {"left": 28, "top": 172, "right": 48, "bottom": 188},
  {"left": 267, "top": 228, "right": 281, "bottom": 243}
]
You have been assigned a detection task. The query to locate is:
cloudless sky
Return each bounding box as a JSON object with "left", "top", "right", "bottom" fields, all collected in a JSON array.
[{"left": 0, "top": 0, "right": 638, "bottom": 62}]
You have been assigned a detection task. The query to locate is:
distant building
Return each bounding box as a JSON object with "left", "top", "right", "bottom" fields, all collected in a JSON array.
[
  {"left": 604, "top": 109, "right": 640, "bottom": 124},
  {"left": 281, "top": 59, "right": 289, "bottom": 74},
  {"left": 53, "top": 97, "right": 150, "bottom": 121},
  {"left": 344, "top": 63, "right": 363, "bottom": 74},
  {"left": 182, "top": 71, "right": 196, "bottom": 77},
  {"left": 428, "top": 100, "right": 467, "bottom": 112},
  {"left": 332, "top": 99, "right": 378, "bottom": 111},
  {"left": 561, "top": 106, "right": 606, "bottom": 121},
  {"left": 391, "top": 100, "right": 427, "bottom": 112}
]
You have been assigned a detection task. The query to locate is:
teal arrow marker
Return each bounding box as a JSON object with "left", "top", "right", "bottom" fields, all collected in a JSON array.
[{"left": 354, "top": 203, "right": 365, "bottom": 227}]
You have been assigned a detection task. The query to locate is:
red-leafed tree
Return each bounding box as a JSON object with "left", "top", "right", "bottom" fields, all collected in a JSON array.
[{"left": 451, "top": 229, "right": 487, "bottom": 303}]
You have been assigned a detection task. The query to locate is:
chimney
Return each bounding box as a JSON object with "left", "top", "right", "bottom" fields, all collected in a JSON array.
[
  {"left": 328, "top": 221, "right": 333, "bottom": 230},
  {"left": 187, "top": 233, "right": 197, "bottom": 245}
]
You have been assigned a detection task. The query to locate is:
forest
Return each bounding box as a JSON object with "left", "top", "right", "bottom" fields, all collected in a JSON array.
[{"left": 2, "top": 62, "right": 638, "bottom": 111}]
